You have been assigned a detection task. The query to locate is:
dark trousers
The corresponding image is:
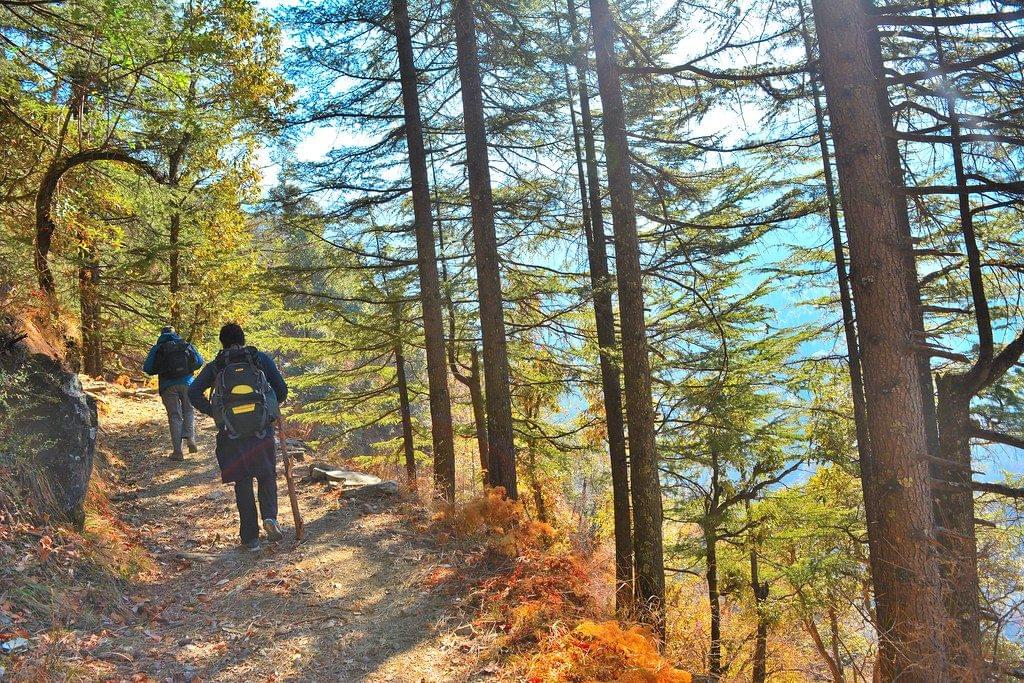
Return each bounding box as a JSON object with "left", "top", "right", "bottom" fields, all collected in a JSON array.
[{"left": 234, "top": 474, "right": 278, "bottom": 543}]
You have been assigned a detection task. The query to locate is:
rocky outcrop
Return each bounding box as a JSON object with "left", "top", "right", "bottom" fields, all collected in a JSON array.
[{"left": 0, "top": 315, "right": 97, "bottom": 528}]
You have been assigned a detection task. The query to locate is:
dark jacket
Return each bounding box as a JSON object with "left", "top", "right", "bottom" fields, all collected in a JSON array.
[
  {"left": 143, "top": 332, "right": 205, "bottom": 393},
  {"left": 188, "top": 348, "right": 288, "bottom": 484}
]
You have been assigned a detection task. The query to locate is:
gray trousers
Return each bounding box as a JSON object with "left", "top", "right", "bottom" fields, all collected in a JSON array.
[{"left": 161, "top": 384, "right": 196, "bottom": 455}]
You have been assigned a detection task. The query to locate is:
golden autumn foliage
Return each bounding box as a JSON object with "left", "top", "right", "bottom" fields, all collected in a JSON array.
[
  {"left": 432, "top": 489, "right": 691, "bottom": 682},
  {"left": 432, "top": 486, "right": 556, "bottom": 555},
  {"left": 526, "top": 620, "right": 692, "bottom": 683},
  {"left": 478, "top": 552, "right": 596, "bottom": 643}
]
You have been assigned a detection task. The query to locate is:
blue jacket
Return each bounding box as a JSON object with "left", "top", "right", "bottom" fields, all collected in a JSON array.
[{"left": 143, "top": 332, "right": 205, "bottom": 393}]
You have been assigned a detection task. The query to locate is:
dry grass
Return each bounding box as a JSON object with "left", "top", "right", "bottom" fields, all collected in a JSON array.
[
  {"left": 525, "top": 621, "right": 693, "bottom": 683},
  {"left": 431, "top": 486, "right": 557, "bottom": 556},
  {"left": 433, "top": 489, "right": 693, "bottom": 682},
  {"left": 0, "top": 441, "right": 153, "bottom": 680}
]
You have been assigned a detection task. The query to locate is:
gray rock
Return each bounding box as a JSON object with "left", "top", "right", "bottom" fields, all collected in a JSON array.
[
  {"left": 0, "top": 637, "right": 29, "bottom": 654},
  {"left": 309, "top": 466, "right": 346, "bottom": 484},
  {"left": 0, "top": 322, "right": 96, "bottom": 529},
  {"left": 340, "top": 481, "right": 399, "bottom": 501}
]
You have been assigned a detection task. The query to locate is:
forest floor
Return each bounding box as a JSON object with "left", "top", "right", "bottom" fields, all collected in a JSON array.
[{"left": 2, "top": 383, "right": 506, "bottom": 682}]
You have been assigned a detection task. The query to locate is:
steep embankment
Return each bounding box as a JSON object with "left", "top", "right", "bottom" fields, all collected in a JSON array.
[
  {"left": 1, "top": 315, "right": 97, "bottom": 529},
  {"left": 1, "top": 383, "right": 491, "bottom": 682}
]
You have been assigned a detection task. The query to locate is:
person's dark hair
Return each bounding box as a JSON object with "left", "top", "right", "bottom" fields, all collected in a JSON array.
[
  {"left": 219, "top": 323, "right": 245, "bottom": 349},
  {"left": 161, "top": 325, "right": 174, "bottom": 335}
]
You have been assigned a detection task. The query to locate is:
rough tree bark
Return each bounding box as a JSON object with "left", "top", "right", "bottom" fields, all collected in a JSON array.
[
  {"left": 800, "top": 6, "right": 889, "bottom": 662},
  {"left": 747, "top": 500, "right": 768, "bottom": 683},
  {"left": 394, "top": 0, "right": 457, "bottom": 501},
  {"left": 705, "top": 525, "right": 722, "bottom": 680},
  {"left": 78, "top": 240, "right": 102, "bottom": 376},
  {"left": 167, "top": 134, "right": 190, "bottom": 330},
  {"left": 799, "top": 0, "right": 873, "bottom": 490},
  {"left": 810, "top": 0, "right": 948, "bottom": 677},
  {"left": 452, "top": 0, "right": 517, "bottom": 498},
  {"left": 566, "top": 0, "right": 634, "bottom": 614},
  {"left": 35, "top": 149, "right": 164, "bottom": 297},
  {"left": 435, "top": 155, "right": 491, "bottom": 485},
  {"left": 588, "top": 0, "right": 665, "bottom": 634},
  {"left": 393, "top": 313, "right": 417, "bottom": 486}
]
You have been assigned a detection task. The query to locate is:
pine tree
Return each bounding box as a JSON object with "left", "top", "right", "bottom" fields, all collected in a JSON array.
[{"left": 811, "top": 0, "right": 947, "bottom": 676}]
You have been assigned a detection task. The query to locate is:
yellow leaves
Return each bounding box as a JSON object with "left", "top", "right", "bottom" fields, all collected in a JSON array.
[{"left": 527, "top": 620, "right": 692, "bottom": 683}]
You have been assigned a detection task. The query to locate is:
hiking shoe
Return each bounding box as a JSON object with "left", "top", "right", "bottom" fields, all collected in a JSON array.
[
  {"left": 263, "top": 519, "right": 284, "bottom": 543},
  {"left": 244, "top": 539, "right": 261, "bottom": 552},
  {"left": 170, "top": 451, "right": 185, "bottom": 462},
  {"left": 186, "top": 440, "right": 199, "bottom": 454}
]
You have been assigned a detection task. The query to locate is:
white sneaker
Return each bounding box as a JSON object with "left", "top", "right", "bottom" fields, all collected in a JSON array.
[{"left": 263, "top": 518, "right": 283, "bottom": 542}]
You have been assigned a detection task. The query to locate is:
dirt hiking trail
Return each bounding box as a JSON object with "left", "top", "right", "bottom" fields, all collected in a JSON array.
[{"left": 83, "top": 386, "right": 492, "bottom": 682}]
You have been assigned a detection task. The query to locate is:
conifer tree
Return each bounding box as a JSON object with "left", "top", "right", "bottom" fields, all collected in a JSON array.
[
  {"left": 452, "top": 0, "right": 518, "bottom": 498},
  {"left": 588, "top": 0, "right": 665, "bottom": 633},
  {"left": 811, "top": 0, "right": 947, "bottom": 676}
]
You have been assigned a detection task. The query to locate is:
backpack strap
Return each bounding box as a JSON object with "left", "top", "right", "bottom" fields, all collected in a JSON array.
[
  {"left": 243, "top": 346, "right": 261, "bottom": 369},
  {"left": 215, "top": 347, "right": 262, "bottom": 372}
]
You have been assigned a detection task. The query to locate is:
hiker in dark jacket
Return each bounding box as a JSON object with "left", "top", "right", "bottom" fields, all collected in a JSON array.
[
  {"left": 143, "top": 326, "right": 204, "bottom": 461},
  {"left": 188, "top": 323, "right": 288, "bottom": 551}
]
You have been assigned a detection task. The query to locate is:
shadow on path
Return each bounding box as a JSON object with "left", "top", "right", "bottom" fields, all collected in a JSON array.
[{"left": 90, "top": 394, "right": 484, "bottom": 682}]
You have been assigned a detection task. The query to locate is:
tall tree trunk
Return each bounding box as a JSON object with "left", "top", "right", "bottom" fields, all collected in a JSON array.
[
  {"left": 452, "top": 0, "right": 517, "bottom": 498},
  {"left": 934, "top": 376, "right": 982, "bottom": 678},
  {"left": 524, "top": 396, "right": 547, "bottom": 523},
  {"left": 78, "top": 241, "right": 102, "bottom": 377},
  {"left": 588, "top": 0, "right": 665, "bottom": 635},
  {"left": 829, "top": 604, "right": 844, "bottom": 683},
  {"left": 810, "top": 0, "right": 948, "bottom": 678},
  {"left": 168, "top": 211, "right": 182, "bottom": 329},
  {"left": 435, "top": 155, "right": 491, "bottom": 486},
  {"left": 799, "top": 0, "right": 873, "bottom": 489},
  {"left": 394, "top": 332, "right": 417, "bottom": 486},
  {"left": 800, "top": 12, "right": 887, "bottom": 672},
  {"left": 167, "top": 135, "right": 187, "bottom": 330},
  {"left": 705, "top": 527, "right": 722, "bottom": 680},
  {"left": 566, "top": 0, "right": 634, "bottom": 614},
  {"left": 394, "top": 0, "right": 457, "bottom": 501},
  {"left": 748, "top": 508, "right": 768, "bottom": 683}
]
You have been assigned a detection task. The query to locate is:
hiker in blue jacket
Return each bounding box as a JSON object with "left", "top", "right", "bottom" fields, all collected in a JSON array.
[
  {"left": 189, "top": 323, "right": 288, "bottom": 551},
  {"left": 143, "top": 326, "right": 204, "bottom": 461}
]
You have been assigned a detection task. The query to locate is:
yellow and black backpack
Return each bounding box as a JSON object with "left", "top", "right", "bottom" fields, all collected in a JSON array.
[{"left": 211, "top": 347, "right": 274, "bottom": 439}]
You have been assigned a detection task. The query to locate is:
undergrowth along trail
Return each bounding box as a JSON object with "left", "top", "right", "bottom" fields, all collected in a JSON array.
[
  {"left": 3, "top": 383, "right": 692, "bottom": 682},
  {"left": 4, "top": 383, "right": 487, "bottom": 682}
]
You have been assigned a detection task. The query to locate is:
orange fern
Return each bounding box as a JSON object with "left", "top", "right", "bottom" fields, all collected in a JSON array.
[{"left": 526, "top": 620, "right": 692, "bottom": 683}]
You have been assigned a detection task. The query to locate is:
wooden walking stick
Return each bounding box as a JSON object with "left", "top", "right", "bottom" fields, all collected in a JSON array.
[{"left": 277, "top": 416, "right": 304, "bottom": 541}]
